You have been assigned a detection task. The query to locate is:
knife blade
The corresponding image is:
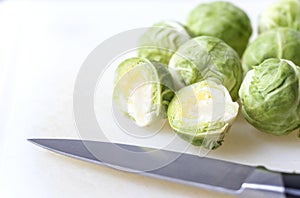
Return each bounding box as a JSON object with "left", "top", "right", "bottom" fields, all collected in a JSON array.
[{"left": 28, "top": 139, "right": 300, "bottom": 197}]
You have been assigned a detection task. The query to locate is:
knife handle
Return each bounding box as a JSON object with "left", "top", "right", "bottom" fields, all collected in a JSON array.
[{"left": 282, "top": 173, "right": 300, "bottom": 198}]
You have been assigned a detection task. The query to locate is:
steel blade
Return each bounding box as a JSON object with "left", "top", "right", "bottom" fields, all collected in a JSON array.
[{"left": 28, "top": 138, "right": 256, "bottom": 194}]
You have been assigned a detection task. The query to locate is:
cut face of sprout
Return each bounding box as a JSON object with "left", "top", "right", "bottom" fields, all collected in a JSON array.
[
  {"left": 128, "top": 82, "right": 159, "bottom": 127},
  {"left": 167, "top": 80, "right": 239, "bottom": 149},
  {"left": 113, "top": 57, "right": 174, "bottom": 127}
]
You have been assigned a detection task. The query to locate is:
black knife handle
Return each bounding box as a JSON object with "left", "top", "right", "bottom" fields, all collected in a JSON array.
[{"left": 282, "top": 173, "right": 300, "bottom": 198}]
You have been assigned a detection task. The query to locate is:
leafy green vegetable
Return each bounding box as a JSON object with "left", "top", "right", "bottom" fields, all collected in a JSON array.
[
  {"left": 239, "top": 58, "right": 300, "bottom": 135},
  {"left": 137, "top": 21, "right": 191, "bottom": 65},
  {"left": 259, "top": 0, "right": 300, "bottom": 33},
  {"left": 169, "top": 36, "right": 243, "bottom": 101},
  {"left": 186, "top": 1, "right": 252, "bottom": 57},
  {"left": 242, "top": 27, "right": 300, "bottom": 75}
]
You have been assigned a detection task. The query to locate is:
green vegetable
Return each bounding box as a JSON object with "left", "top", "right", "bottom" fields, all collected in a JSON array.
[
  {"left": 186, "top": 1, "right": 252, "bottom": 57},
  {"left": 137, "top": 20, "right": 191, "bottom": 65},
  {"left": 239, "top": 58, "right": 300, "bottom": 135},
  {"left": 113, "top": 57, "right": 175, "bottom": 127},
  {"left": 167, "top": 80, "right": 239, "bottom": 149},
  {"left": 259, "top": 0, "right": 300, "bottom": 33},
  {"left": 169, "top": 36, "right": 243, "bottom": 101},
  {"left": 242, "top": 27, "right": 300, "bottom": 75}
]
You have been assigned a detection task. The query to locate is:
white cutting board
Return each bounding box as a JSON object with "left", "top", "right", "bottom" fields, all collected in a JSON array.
[{"left": 0, "top": 1, "right": 298, "bottom": 198}]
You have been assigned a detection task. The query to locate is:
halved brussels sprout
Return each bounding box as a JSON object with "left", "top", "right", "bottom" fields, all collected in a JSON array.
[
  {"left": 259, "top": 0, "right": 300, "bottom": 33},
  {"left": 137, "top": 20, "right": 191, "bottom": 65},
  {"left": 169, "top": 36, "right": 243, "bottom": 101},
  {"left": 239, "top": 58, "right": 300, "bottom": 135},
  {"left": 167, "top": 80, "right": 239, "bottom": 149},
  {"left": 242, "top": 27, "right": 300, "bottom": 75},
  {"left": 186, "top": 1, "right": 252, "bottom": 57},
  {"left": 113, "top": 57, "right": 174, "bottom": 127}
]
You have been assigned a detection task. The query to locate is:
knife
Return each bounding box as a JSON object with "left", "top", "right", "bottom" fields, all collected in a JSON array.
[{"left": 28, "top": 139, "right": 300, "bottom": 198}]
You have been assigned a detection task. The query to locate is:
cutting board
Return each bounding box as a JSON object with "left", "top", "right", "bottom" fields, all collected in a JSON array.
[{"left": 0, "top": 1, "right": 298, "bottom": 198}]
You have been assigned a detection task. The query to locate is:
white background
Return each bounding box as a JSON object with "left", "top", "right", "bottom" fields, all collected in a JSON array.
[{"left": 0, "top": 0, "right": 297, "bottom": 198}]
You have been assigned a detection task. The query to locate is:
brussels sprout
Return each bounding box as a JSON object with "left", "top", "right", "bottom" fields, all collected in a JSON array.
[
  {"left": 113, "top": 57, "right": 175, "bottom": 127},
  {"left": 167, "top": 80, "right": 239, "bottom": 149},
  {"left": 242, "top": 28, "right": 300, "bottom": 74},
  {"left": 239, "top": 58, "right": 300, "bottom": 135},
  {"left": 186, "top": 1, "right": 252, "bottom": 57},
  {"left": 259, "top": 0, "right": 300, "bottom": 33},
  {"left": 137, "top": 20, "right": 191, "bottom": 65},
  {"left": 169, "top": 36, "right": 243, "bottom": 101}
]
